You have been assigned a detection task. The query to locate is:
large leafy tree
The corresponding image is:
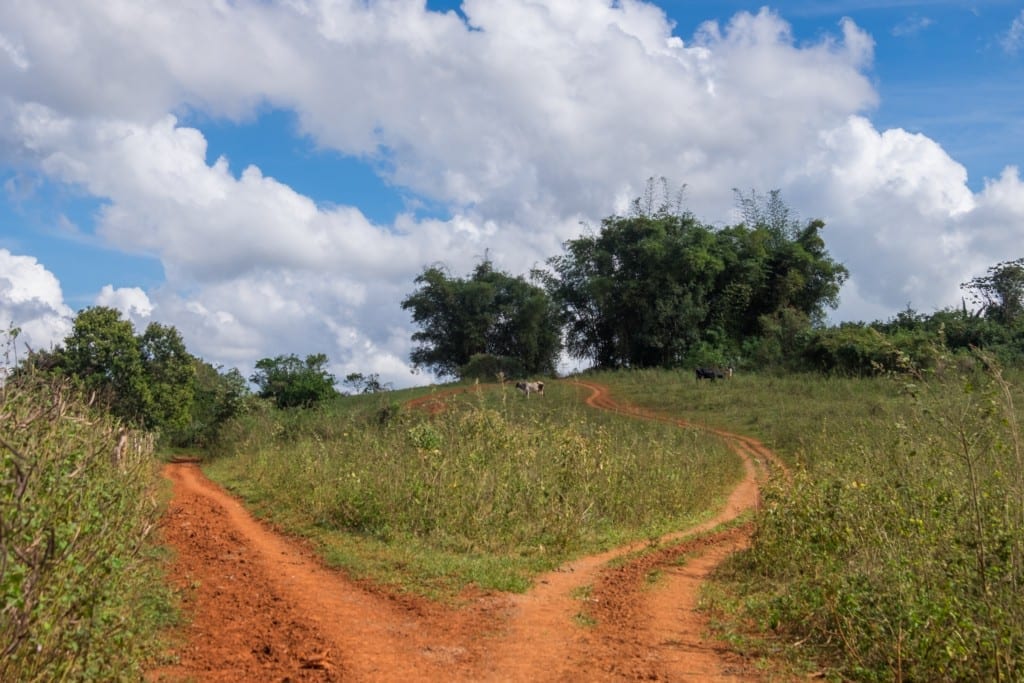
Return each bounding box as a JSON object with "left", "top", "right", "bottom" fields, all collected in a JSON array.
[
  {"left": 250, "top": 353, "right": 338, "bottom": 408},
  {"left": 545, "top": 186, "right": 847, "bottom": 369},
  {"left": 62, "top": 306, "right": 154, "bottom": 425},
  {"left": 59, "top": 307, "right": 199, "bottom": 431},
  {"left": 544, "top": 211, "right": 719, "bottom": 367},
  {"left": 401, "top": 259, "right": 562, "bottom": 379},
  {"left": 720, "top": 190, "right": 847, "bottom": 333},
  {"left": 138, "top": 322, "right": 195, "bottom": 432}
]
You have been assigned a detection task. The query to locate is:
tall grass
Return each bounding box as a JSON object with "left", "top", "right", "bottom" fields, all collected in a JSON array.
[
  {"left": 204, "top": 364, "right": 1024, "bottom": 677},
  {"left": 204, "top": 381, "right": 743, "bottom": 595},
  {"left": 599, "top": 365, "right": 1024, "bottom": 680},
  {"left": 0, "top": 372, "right": 173, "bottom": 682},
  {"left": 740, "top": 364, "right": 1024, "bottom": 681},
  {"left": 596, "top": 366, "right": 908, "bottom": 464}
]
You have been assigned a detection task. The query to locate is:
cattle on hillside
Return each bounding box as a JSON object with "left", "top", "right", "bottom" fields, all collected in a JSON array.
[
  {"left": 515, "top": 380, "right": 545, "bottom": 397},
  {"left": 695, "top": 367, "right": 733, "bottom": 381}
]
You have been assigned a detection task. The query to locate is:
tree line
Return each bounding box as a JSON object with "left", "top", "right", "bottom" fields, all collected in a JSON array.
[
  {"left": 9, "top": 316, "right": 389, "bottom": 447},
  {"left": 403, "top": 185, "right": 850, "bottom": 378},
  {"left": 403, "top": 183, "right": 1024, "bottom": 379},
  {"left": 12, "top": 182, "right": 1024, "bottom": 441}
]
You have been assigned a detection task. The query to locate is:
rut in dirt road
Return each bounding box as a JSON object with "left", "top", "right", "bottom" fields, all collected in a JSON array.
[{"left": 148, "top": 380, "right": 786, "bottom": 682}]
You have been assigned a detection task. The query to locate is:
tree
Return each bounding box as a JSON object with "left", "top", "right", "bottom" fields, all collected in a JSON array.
[
  {"left": 342, "top": 372, "right": 392, "bottom": 395},
  {"left": 961, "top": 258, "right": 1024, "bottom": 326},
  {"left": 723, "top": 191, "right": 848, "bottom": 333},
  {"left": 544, "top": 212, "right": 719, "bottom": 367},
  {"left": 544, "top": 188, "right": 848, "bottom": 370},
  {"left": 57, "top": 307, "right": 204, "bottom": 432},
  {"left": 62, "top": 306, "right": 153, "bottom": 425},
  {"left": 250, "top": 353, "right": 337, "bottom": 408},
  {"left": 138, "top": 322, "right": 195, "bottom": 432},
  {"left": 169, "top": 360, "right": 249, "bottom": 446},
  {"left": 402, "top": 259, "right": 562, "bottom": 379}
]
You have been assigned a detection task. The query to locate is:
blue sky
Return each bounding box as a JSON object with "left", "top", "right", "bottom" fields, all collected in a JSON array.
[{"left": 1, "top": 1, "right": 1023, "bottom": 387}]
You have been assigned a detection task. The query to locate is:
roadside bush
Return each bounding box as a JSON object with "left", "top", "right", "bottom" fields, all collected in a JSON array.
[
  {"left": 735, "top": 359, "right": 1024, "bottom": 680},
  {"left": 802, "top": 323, "right": 941, "bottom": 375},
  {"left": 0, "top": 373, "right": 169, "bottom": 682}
]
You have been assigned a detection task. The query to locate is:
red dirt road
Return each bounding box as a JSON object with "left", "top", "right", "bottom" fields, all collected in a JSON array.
[{"left": 147, "top": 381, "right": 786, "bottom": 682}]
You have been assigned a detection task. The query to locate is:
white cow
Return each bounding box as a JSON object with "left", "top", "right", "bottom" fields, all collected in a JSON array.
[{"left": 515, "top": 380, "right": 545, "bottom": 398}]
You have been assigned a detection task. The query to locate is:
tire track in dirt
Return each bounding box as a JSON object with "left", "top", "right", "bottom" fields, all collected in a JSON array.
[
  {"left": 149, "top": 380, "right": 787, "bottom": 682},
  {"left": 148, "top": 463, "right": 486, "bottom": 682},
  {"left": 513, "top": 380, "right": 786, "bottom": 681}
]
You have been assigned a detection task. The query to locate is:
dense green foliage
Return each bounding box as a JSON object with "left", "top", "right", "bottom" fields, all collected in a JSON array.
[
  {"left": 138, "top": 321, "right": 196, "bottom": 432},
  {"left": 392, "top": 184, "right": 1024, "bottom": 378},
  {"left": 0, "top": 370, "right": 172, "bottom": 681},
  {"left": 250, "top": 352, "right": 338, "bottom": 408},
  {"left": 796, "top": 259, "right": 1024, "bottom": 375},
  {"left": 204, "top": 382, "right": 742, "bottom": 594},
  {"left": 172, "top": 359, "right": 249, "bottom": 447},
  {"left": 17, "top": 308, "right": 247, "bottom": 447},
  {"left": 804, "top": 299, "right": 1024, "bottom": 376},
  {"left": 747, "top": 366, "right": 1024, "bottom": 680},
  {"left": 61, "top": 306, "right": 161, "bottom": 427},
  {"left": 542, "top": 187, "right": 848, "bottom": 369},
  {"left": 402, "top": 259, "right": 562, "bottom": 379}
]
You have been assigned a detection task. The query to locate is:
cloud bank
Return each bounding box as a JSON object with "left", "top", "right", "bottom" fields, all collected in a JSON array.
[{"left": 1, "top": 1, "right": 1022, "bottom": 387}]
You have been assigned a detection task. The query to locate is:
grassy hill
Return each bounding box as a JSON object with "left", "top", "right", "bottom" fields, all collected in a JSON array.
[
  {"left": 604, "top": 366, "right": 1024, "bottom": 681},
  {"left": 203, "top": 379, "right": 743, "bottom": 596},
  {"left": 206, "top": 365, "right": 1024, "bottom": 680},
  {"left": 6, "top": 362, "right": 1022, "bottom": 680}
]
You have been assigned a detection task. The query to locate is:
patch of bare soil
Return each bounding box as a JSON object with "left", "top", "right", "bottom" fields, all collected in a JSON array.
[{"left": 147, "top": 381, "right": 789, "bottom": 682}]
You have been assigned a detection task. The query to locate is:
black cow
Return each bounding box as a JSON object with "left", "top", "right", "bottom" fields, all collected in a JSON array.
[{"left": 696, "top": 367, "right": 733, "bottom": 381}]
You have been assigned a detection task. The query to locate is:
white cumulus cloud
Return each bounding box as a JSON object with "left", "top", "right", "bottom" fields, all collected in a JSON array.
[
  {"left": 0, "top": 1, "right": 1021, "bottom": 386},
  {"left": 0, "top": 249, "right": 73, "bottom": 354},
  {"left": 95, "top": 284, "right": 153, "bottom": 325}
]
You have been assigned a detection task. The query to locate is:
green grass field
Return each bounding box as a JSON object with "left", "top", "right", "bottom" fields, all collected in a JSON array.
[
  {"left": 9, "top": 360, "right": 1022, "bottom": 681},
  {"left": 204, "top": 380, "right": 743, "bottom": 596},
  {"left": 600, "top": 365, "right": 1024, "bottom": 681},
  {"left": 206, "top": 364, "right": 1024, "bottom": 680}
]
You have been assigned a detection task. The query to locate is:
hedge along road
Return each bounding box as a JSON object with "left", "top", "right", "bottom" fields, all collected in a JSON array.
[{"left": 146, "top": 380, "right": 789, "bottom": 682}]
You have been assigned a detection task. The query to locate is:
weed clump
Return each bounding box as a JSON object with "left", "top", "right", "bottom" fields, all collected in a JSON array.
[
  {"left": 0, "top": 372, "right": 170, "bottom": 681},
  {"left": 731, "top": 361, "right": 1024, "bottom": 681}
]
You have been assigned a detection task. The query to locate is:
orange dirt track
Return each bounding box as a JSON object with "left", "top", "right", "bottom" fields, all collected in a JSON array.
[{"left": 147, "top": 380, "right": 789, "bottom": 682}]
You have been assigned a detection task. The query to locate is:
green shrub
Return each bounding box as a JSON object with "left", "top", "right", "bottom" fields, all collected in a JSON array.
[
  {"left": 802, "top": 323, "right": 942, "bottom": 375},
  {"left": 733, "top": 360, "right": 1024, "bottom": 680},
  {"left": 0, "top": 374, "right": 170, "bottom": 682}
]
